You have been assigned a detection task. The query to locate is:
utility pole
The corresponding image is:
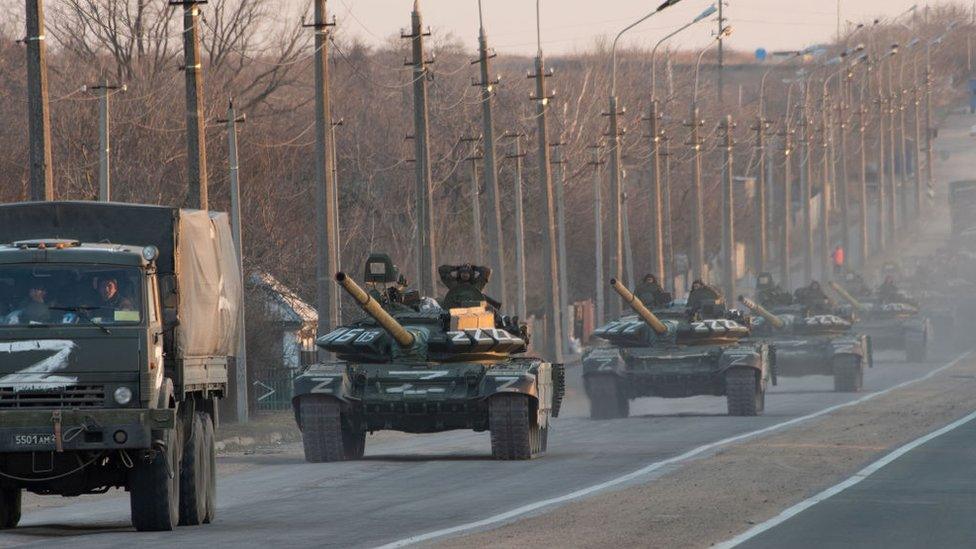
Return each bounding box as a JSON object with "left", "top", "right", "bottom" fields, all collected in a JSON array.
[
  {"left": 473, "top": 2, "right": 506, "bottom": 302},
  {"left": 219, "top": 101, "right": 249, "bottom": 424},
  {"left": 604, "top": 95, "right": 624, "bottom": 317},
  {"left": 721, "top": 116, "right": 736, "bottom": 300},
  {"left": 753, "top": 115, "right": 768, "bottom": 274},
  {"left": 529, "top": 40, "right": 563, "bottom": 362},
  {"left": 800, "top": 112, "right": 814, "bottom": 285},
  {"left": 886, "top": 81, "right": 898, "bottom": 243},
  {"left": 876, "top": 94, "right": 888, "bottom": 252},
  {"left": 305, "top": 0, "right": 340, "bottom": 333},
  {"left": 923, "top": 48, "right": 934, "bottom": 203},
  {"left": 403, "top": 0, "right": 436, "bottom": 297},
  {"left": 551, "top": 141, "right": 572, "bottom": 356},
  {"left": 460, "top": 135, "right": 485, "bottom": 263},
  {"left": 838, "top": 75, "right": 851, "bottom": 267},
  {"left": 717, "top": 0, "right": 725, "bottom": 104},
  {"left": 857, "top": 102, "right": 869, "bottom": 266},
  {"left": 172, "top": 0, "right": 209, "bottom": 210},
  {"left": 590, "top": 145, "right": 606, "bottom": 326},
  {"left": 25, "top": 0, "right": 53, "bottom": 201},
  {"left": 646, "top": 101, "right": 666, "bottom": 280},
  {"left": 88, "top": 79, "right": 125, "bottom": 202},
  {"left": 780, "top": 125, "right": 794, "bottom": 289},
  {"left": 662, "top": 134, "right": 675, "bottom": 287},
  {"left": 819, "top": 95, "right": 832, "bottom": 282},
  {"left": 688, "top": 104, "right": 706, "bottom": 282},
  {"left": 504, "top": 133, "right": 528, "bottom": 321},
  {"left": 912, "top": 80, "right": 923, "bottom": 217}
]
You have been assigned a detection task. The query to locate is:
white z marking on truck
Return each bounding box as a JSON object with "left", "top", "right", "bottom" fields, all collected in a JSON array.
[{"left": 0, "top": 340, "right": 78, "bottom": 391}]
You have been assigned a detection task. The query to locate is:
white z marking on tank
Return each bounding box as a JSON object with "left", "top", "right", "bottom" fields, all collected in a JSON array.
[{"left": 0, "top": 340, "right": 78, "bottom": 391}]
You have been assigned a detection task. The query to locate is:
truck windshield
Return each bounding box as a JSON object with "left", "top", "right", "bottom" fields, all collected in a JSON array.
[{"left": 0, "top": 265, "right": 143, "bottom": 327}]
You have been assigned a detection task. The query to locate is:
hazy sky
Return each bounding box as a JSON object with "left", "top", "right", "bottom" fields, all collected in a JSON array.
[{"left": 315, "top": 0, "right": 959, "bottom": 56}]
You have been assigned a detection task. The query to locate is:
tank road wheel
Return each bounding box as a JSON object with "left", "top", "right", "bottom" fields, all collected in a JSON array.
[
  {"left": 726, "top": 369, "right": 764, "bottom": 417},
  {"left": 489, "top": 394, "right": 544, "bottom": 460},
  {"left": 0, "top": 488, "right": 21, "bottom": 529},
  {"left": 130, "top": 422, "right": 183, "bottom": 531},
  {"left": 299, "top": 396, "right": 364, "bottom": 462},
  {"left": 201, "top": 412, "right": 217, "bottom": 524},
  {"left": 585, "top": 375, "right": 630, "bottom": 420},
  {"left": 832, "top": 356, "right": 864, "bottom": 393}
]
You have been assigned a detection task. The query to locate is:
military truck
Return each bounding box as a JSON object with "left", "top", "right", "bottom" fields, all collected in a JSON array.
[
  {"left": 739, "top": 297, "right": 871, "bottom": 392},
  {"left": 0, "top": 201, "right": 241, "bottom": 531},
  {"left": 292, "top": 255, "right": 564, "bottom": 461},
  {"left": 830, "top": 281, "right": 930, "bottom": 362},
  {"left": 582, "top": 279, "right": 772, "bottom": 419}
]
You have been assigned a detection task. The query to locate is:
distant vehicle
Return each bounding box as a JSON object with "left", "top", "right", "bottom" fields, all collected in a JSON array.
[
  {"left": 740, "top": 297, "right": 872, "bottom": 392},
  {"left": 830, "top": 281, "right": 930, "bottom": 362},
  {"left": 0, "top": 202, "right": 241, "bottom": 531},
  {"left": 969, "top": 124, "right": 976, "bottom": 136},
  {"left": 582, "top": 280, "right": 772, "bottom": 419},
  {"left": 292, "top": 254, "right": 564, "bottom": 462}
]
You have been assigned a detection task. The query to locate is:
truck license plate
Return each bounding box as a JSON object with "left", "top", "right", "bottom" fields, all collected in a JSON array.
[{"left": 14, "top": 434, "right": 55, "bottom": 446}]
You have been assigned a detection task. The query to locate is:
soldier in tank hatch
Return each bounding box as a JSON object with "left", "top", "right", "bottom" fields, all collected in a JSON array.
[
  {"left": 635, "top": 274, "right": 672, "bottom": 308},
  {"left": 439, "top": 264, "right": 493, "bottom": 309},
  {"left": 754, "top": 272, "right": 793, "bottom": 308},
  {"left": 794, "top": 281, "right": 831, "bottom": 315}
]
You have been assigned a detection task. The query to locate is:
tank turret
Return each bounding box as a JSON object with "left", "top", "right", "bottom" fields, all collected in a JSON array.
[
  {"left": 739, "top": 296, "right": 786, "bottom": 329},
  {"left": 830, "top": 281, "right": 866, "bottom": 312},
  {"left": 610, "top": 278, "right": 669, "bottom": 335},
  {"left": 336, "top": 271, "right": 415, "bottom": 348}
]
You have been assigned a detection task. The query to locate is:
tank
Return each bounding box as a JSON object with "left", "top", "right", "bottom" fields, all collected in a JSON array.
[
  {"left": 291, "top": 254, "right": 564, "bottom": 462},
  {"left": 581, "top": 279, "right": 772, "bottom": 419},
  {"left": 739, "top": 296, "right": 872, "bottom": 392},
  {"left": 829, "top": 281, "right": 930, "bottom": 362}
]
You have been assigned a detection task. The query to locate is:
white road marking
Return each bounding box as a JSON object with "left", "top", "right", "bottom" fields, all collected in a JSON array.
[
  {"left": 375, "top": 352, "right": 971, "bottom": 549},
  {"left": 714, "top": 406, "right": 976, "bottom": 548}
]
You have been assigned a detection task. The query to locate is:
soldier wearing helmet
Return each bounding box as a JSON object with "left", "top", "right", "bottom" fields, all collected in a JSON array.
[{"left": 439, "top": 264, "right": 493, "bottom": 309}]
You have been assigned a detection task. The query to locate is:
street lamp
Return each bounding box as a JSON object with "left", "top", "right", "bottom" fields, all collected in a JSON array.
[
  {"left": 605, "top": 0, "right": 684, "bottom": 304},
  {"left": 646, "top": 2, "right": 715, "bottom": 285}
]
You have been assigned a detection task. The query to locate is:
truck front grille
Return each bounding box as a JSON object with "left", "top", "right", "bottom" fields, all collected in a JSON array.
[{"left": 0, "top": 386, "right": 105, "bottom": 408}]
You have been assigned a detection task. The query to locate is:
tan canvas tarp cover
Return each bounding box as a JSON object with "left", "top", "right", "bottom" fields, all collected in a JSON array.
[
  {"left": 175, "top": 210, "right": 241, "bottom": 357},
  {"left": 0, "top": 201, "right": 241, "bottom": 359}
]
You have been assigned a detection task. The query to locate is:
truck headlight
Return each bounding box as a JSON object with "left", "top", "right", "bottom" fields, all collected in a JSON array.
[{"left": 114, "top": 387, "right": 133, "bottom": 405}]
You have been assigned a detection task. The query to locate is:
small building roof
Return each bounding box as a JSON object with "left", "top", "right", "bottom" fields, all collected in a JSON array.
[{"left": 248, "top": 271, "right": 318, "bottom": 326}]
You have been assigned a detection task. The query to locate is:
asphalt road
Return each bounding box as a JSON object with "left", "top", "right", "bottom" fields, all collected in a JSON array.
[
  {"left": 737, "top": 409, "right": 976, "bottom": 549},
  {"left": 0, "top": 350, "right": 953, "bottom": 548}
]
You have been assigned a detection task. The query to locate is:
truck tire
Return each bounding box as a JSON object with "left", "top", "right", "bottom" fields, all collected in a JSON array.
[
  {"left": 726, "top": 368, "right": 763, "bottom": 417},
  {"left": 489, "top": 394, "right": 544, "bottom": 460},
  {"left": 585, "top": 375, "right": 629, "bottom": 420},
  {"left": 130, "top": 423, "right": 182, "bottom": 532},
  {"left": 833, "top": 356, "right": 864, "bottom": 393},
  {"left": 299, "top": 396, "right": 363, "bottom": 462},
  {"left": 201, "top": 412, "right": 217, "bottom": 524},
  {"left": 0, "top": 488, "right": 21, "bottom": 529},
  {"left": 179, "top": 413, "right": 207, "bottom": 526}
]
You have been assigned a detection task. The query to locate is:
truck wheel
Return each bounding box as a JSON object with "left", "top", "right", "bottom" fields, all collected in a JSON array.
[
  {"left": 726, "top": 369, "right": 763, "bottom": 417},
  {"left": 833, "top": 356, "right": 864, "bottom": 393},
  {"left": 130, "top": 423, "right": 182, "bottom": 532},
  {"left": 585, "top": 375, "right": 629, "bottom": 420},
  {"left": 178, "top": 413, "right": 207, "bottom": 526},
  {"left": 201, "top": 412, "right": 217, "bottom": 524},
  {"left": 489, "top": 394, "right": 543, "bottom": 460},
  {"left": 299, "top": 396, "right": 362, "bottom": 462},
  {"left": 0, "top": 488, "right": 21, "bottom": 529}
]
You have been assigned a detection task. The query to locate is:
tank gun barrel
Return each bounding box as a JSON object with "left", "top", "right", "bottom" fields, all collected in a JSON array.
[
  {"left": 335, "top": 272, "right": 416, "bottom": 348},
  {"left": 828, "top": 281, "right": 865, "bottom": 311},
  {"left": 610, "top": 278, "right": 669, "bottom": 335},
  {"left": 738, "top": 296, "right": 786, "bottom": 329}
]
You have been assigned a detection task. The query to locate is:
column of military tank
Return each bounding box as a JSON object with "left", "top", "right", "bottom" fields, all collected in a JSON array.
[
  {"left": 576, "top": 180, "right": 976, "bottom": 421},
  {"left": 289, "top": 205, "right": 964, "bottom": 458}
]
